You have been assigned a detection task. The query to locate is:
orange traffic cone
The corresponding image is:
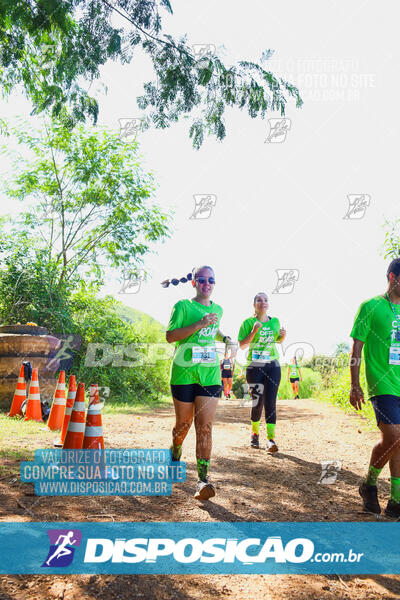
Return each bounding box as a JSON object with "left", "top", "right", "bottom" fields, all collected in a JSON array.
[
  {"left": 54, "top": 375, "right": 77, "bottom": 447},
  {"left": 82, "top": 384, "right": 104, "bottom": 449},
  {"left": 24, "top": 368, "right": 43, "bottom": 422},
  {"left": 8, "top": 365, "right": 27, "bottom": 417},
  {"left": 63, "top": 382, "right": 86, "bottom": 449},
  {"left": 47, "top": 371, "right": 66, "bottom": 431}
]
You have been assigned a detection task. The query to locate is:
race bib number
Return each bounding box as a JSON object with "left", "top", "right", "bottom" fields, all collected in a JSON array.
[
  {"left": 192, "top": 346, "right": 217, "bottom": 363},
  {"left": 389, "top": 344, "right": 400, "bottom": 365},
  {"left": 252, "top": 350, "right": 272, "bottom": 362}
]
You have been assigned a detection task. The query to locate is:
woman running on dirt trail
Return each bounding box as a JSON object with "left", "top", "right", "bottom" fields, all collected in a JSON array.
[
  {"left": 238, "top": 292, "right": 286, "bottom": 453},
  {"left": 163, "top": 265, "right": 234, "bottom": 501},
  {"left": 287, "top": 356, "right": 302, "bottom": 399},
  {"left": 221, "top": 349, "right": 235, "bottom": 399}
]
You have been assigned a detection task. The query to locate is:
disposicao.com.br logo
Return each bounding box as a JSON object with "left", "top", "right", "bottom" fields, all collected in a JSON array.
[
  {"left": 82, "top": 536, "right": 363, "bottom": 566},
  {"left": 0, "top": 522, "right": 379, "bottom": 575}
]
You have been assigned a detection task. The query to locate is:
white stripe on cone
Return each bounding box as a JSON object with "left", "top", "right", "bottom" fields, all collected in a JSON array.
[
  {"left": 53, "top": 398, "right": 66, "bottom": 405},
  {"left": 28, "top": 393, "right": 40, "bottom": 400},
  {"left": 84, "top": 426, "right": 103, "bottom": 436},
  {"left": 14, "top": 390, "right": 26, "bottom": 396},
  {"left": 72, "top": 402, "right": 85, "bottom": 411},
  {"left": 66, "top": 422, "right": 85, "bottom": 433}
]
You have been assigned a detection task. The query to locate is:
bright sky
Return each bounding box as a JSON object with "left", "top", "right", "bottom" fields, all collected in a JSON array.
[{"left": 0, "top": 0, "right": 398, "bottom": 361}]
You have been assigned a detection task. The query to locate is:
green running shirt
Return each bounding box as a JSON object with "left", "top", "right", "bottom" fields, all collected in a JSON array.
[
  {"left": 351, "top": 295, "right": 400, "bottom": 397},
  {"left": 238, "top": 316, "right": 281, "bottom": 366},
  {"left": 290, "top": 364, "right": 299, "bottom": 378},
  {"left": 167, "top": 299, "right": 223, "bottom": 385}
]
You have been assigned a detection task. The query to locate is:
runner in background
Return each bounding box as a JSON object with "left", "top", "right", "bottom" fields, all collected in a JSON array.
[
  {"left": 238, "top": 292, "right": 286, "bottom": 453},
  {"left": 287, "top": 356, "right": 302, "bottom": 399},
  {"left": 163, "top": 265, "right": 233, "bottom": 501},
  {"left": 350, "top": 258, "right": 400, "bottom": 518},
  {"left": 221, "top": 349, "right": 235, "bottom": 399}
]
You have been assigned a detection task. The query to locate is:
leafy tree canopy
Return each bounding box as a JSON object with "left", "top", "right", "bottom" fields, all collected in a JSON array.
[
  {"left": 0, "top": 117, "right": 170, "bottom": 287},
  {"left": 0, "top": 0, "right": 302, "bottom": 147}
]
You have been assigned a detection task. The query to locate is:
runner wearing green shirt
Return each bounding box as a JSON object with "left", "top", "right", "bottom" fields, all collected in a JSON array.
[
  {"left": 350, "top": 258, "right": 400, "bottom": 518},
  {"left": 238, "top": 292, "right": 286, "bottom": 453},
  {"left": 164, "top": 265, "right": 233, "bottom": 501},
  {"left": 287, "top": 356, "right": 302, "bottom": 399}
]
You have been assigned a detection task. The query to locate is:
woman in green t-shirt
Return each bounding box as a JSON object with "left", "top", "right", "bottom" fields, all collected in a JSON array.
[
  {"left": 163, "top": 265, "right": 233, "bottom": 501},
  {"left": 238, "top": 292, "right": 286, "bottom": 453},
  {"left": 287, "top": 356, "right": 302, "bottom": 399}
]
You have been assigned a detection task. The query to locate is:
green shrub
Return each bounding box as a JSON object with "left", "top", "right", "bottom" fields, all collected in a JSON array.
[
  {"left": 70, "top": 289, "right": 170, "bottom": 404},
  {"left": 319, "top": 360, "right": 376, "bottom": 424},
  {"left": 279, "top": 367, "right": 322, "bottom": 399}
]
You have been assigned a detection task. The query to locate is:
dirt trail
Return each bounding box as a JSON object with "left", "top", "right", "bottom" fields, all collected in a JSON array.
[{"left": 1, "top": 397, "right": 400, "bottom": 599}]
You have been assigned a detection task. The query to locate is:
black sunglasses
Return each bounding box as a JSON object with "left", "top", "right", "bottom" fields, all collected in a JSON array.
[
  {"left": 195, "top": 277, "right": 216, "bottom": 285},
  {"left": 161, "top": 273, "right": 193, "bottom": 288}
]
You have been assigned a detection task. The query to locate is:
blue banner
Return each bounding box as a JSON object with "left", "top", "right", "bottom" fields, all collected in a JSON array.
[
  {"left": 0, "top": 522, "right": 398, "bottom": 574},
  {"left": 19, "top": 449, "right": 186, "bottom": 496}
]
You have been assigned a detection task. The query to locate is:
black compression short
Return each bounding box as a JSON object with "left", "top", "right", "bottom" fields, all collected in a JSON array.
[
  {"left": 221, "top": 370, "right": 232, "bottom": 378},
  {"left": 289, "top": 377, "right": 300, "bottom": 383},
  {"left": 171, "top": 384, "right": 222, "bottom": 403}
]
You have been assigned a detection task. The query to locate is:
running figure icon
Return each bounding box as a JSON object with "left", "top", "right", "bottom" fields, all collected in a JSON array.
[{"left": 45, "top": 531, "right": 77, "bottom": 566}]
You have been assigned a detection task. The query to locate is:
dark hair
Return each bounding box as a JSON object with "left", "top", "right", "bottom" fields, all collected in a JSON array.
[
  {"left": 387, "top": 258, "right": 400, "bottom": 281},
  {"left": 161, "top": 265, "right": 214, "bottom": 288}
]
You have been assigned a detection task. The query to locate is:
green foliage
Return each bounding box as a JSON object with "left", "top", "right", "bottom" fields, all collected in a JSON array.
[
  {"left": 319, "top": 360, "right": 376, "bottom": 425},
  {"left": 1, "top": 118, "right": 170, "bottom": 287},
  {"left": 335, "top": 342, "right": 350, "bottom": 356},
  {"left": 0, "top": 117, "right": 171, "bottom": 404},
  {"left": 0, "top": 1, "right": 302, "bottom": 146},
  {"left": 232, "top": 367, "right": 246, "bottom": 398},
  {"left": 70, "top": 289, "right": 170, "bottom": 403},
  {"left": 279, "top": 367, "right": 322, "bottom": 399},
  {"left": 0, "top": 231, "right": 76, "bottom": 332},
  {"left": 302, "top": 353, "right": 349, "bottom": 385},
  {"left": 383, "top": 217, "right": 400, "bottom": 259},
  {"left": 138, "top": 42, "right": 303, "bottom": 149}
]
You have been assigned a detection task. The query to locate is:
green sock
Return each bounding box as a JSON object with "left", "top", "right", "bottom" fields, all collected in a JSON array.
[
  {"left": 251, "top": 420, "right": 260, "bottom": 434},
  {"left": 171, "top": 444, "right": 182, "bottom": 460},
  {"left": 197, "top": 458, "right": 210, "bottom": 482},
  {"left": 267, "top": 423, "right": 275, "bottom": 440},
  {"left": 390, "top": 476, "right": 400, "bottom": 503},
  {"left": 365, "top": 464, "right": 382, "bottom": 486}
]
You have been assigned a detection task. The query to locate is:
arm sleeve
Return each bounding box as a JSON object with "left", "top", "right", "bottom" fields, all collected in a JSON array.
[
  {"left": 167, "top": 301, "right": 184, "bottom": 332},
  {"left": 350, "top": 301, "right": 371, "bottom": 342},
  {"left": 238, "top": 319, "right": 250, "bottom": 342}
]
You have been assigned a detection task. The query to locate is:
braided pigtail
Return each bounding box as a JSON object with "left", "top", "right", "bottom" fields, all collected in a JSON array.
[{"left": 161, "top": 271, "right": 193, "bottom": 288}]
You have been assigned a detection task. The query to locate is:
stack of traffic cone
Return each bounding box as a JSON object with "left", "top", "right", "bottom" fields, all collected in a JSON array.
[
  {"left": 82, "top": 384, "right": 104, "bottom": 449},
  {"left": 63, "top": 382, "right": 86, "bottom": 449},
  {"left": 24, "top": 368, "right": 43, "bottom": 422},
  {"left": 54, "top": 375, "right": 77, "bottom": 447},
  {"left": 47, "top": 371, "right": 66, "bottom": 431},
  {"left": 8, "top": 365, "right": 27, "bottom": 417}
]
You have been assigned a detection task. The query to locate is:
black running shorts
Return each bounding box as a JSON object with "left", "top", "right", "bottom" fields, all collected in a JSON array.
[{"left": 171, "top": 384, "right": 222, "bottom": 403}]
